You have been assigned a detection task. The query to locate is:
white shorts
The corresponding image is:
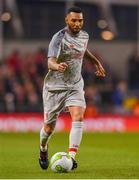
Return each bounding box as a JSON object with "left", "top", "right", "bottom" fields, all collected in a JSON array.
[{"left": 43, "top": 87, "right": 86, "bottom": 125}]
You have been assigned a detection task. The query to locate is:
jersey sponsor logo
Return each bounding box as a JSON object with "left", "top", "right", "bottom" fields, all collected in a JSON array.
[{"left": 69, "top": 44, "right": 75, "bottom": 48}]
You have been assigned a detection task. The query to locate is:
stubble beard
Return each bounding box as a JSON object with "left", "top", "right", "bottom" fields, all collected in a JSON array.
[{"left": 68, "top": 26, "right": 81, "bottom": 35}]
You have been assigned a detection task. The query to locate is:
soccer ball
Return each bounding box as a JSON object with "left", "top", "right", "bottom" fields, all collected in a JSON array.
[{"left": 50, "top": 152, "right": 73, "bottom": 173}]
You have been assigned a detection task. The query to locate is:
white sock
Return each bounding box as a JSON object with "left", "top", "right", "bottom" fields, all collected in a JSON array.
[
  {"left": 40, "top": 127, "right": 51, "bottom": 152},
  {"left": 69, "top": 121, "right": 83, "bottom": 159}
]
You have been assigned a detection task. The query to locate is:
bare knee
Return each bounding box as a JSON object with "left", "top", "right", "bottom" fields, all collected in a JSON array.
[
  {"left": 71, "top": 112, "right": 84, "bottom": 121},
  {"left": 68, "top": 106, "right": 85, "bottom": 121}
]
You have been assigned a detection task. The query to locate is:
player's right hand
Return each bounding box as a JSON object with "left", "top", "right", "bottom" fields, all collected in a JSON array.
[{"left": 57, "top": 63, "right": 68, "bottom": 73}]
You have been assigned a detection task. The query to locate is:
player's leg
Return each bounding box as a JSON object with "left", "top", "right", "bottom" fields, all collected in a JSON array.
[
  {"left": 68, "top": 106, "right": 85, "bottom": 162},
  {"left": 40, "top": 115, "right": 56, "bottom": 152},
  {"left": 39, "top": 90, "right": 66, "bottom": 170},
  {"left": 65, "top": 89, "right": 86, "bottom": 169},
  {"left": 39, "top": 116, "right": 57, "bottom": 170}
]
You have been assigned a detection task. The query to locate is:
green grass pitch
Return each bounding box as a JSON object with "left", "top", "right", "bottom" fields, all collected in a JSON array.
[{"left": 0, "top": 132, "right": 139, "bottom": 179}]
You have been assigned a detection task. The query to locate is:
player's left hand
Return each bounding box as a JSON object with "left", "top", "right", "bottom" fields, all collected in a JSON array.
[{"left": 95, "top": 63, "right": 106, "bottom": 77}]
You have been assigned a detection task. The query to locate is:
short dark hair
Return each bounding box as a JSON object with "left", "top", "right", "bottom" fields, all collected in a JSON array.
[{"left": 67, "top": 6, "right": 82, "bottom": 14}]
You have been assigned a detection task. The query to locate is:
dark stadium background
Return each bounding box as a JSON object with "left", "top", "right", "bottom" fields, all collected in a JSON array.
[{"left": 0, "top": 0, "right": 139, "bottom": 132}]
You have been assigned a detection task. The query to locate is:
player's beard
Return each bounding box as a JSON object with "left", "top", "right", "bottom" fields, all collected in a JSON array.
[{"left": 69, "top": 26, "right": 81, "bottom": 34}]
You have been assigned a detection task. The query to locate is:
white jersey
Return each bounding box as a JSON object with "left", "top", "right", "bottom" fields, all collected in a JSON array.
[{"left": 44, "top": 27, "right": 89, "bottom": 91}]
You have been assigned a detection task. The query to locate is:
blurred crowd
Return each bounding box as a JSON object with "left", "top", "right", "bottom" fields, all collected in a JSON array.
[
  {"left": 0, "top": 48, "right": 47, "bottom": 112},
  {"left": 0, "top": 48, "right": 139, "bottom": 116}
]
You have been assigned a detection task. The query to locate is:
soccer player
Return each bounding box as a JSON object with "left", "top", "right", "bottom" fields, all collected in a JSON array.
[{"left": 39, "top": 6, "right": 106, "bottom": 170}]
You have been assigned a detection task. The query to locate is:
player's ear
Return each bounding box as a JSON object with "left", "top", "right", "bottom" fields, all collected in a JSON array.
[{"left": 65, "top": 16, "right": 68, "bottom": 25}]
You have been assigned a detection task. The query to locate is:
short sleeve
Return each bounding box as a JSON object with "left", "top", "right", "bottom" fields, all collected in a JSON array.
[{"left": 47, "top": 31, "right": 64, "bottom": 58}]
